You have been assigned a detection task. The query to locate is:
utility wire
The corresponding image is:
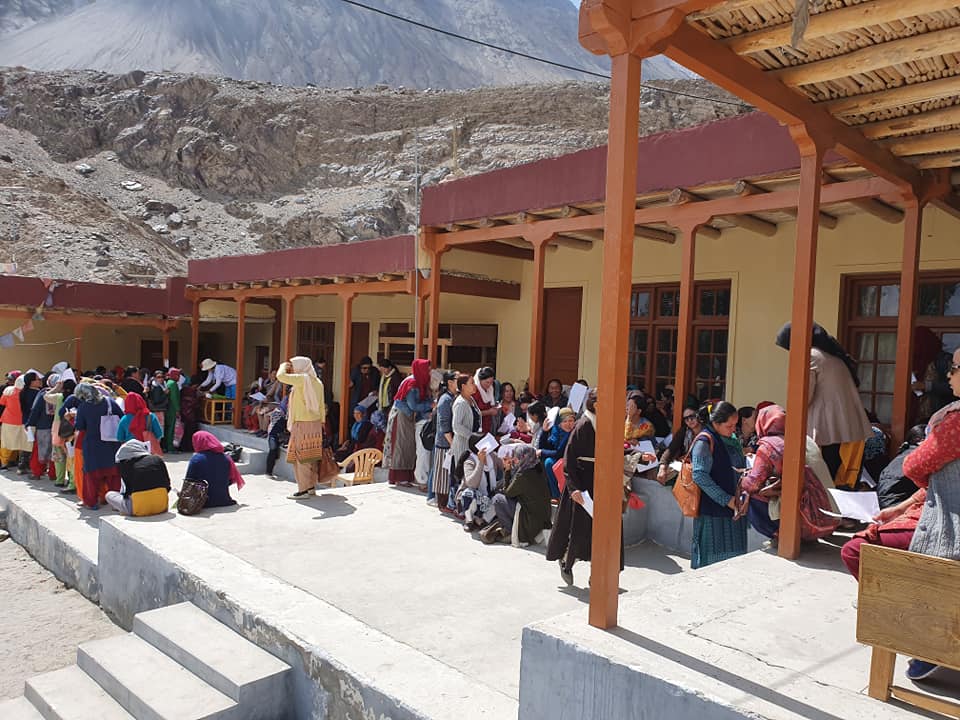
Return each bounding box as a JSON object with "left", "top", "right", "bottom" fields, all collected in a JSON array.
[{"left": 336, "top": 0, "right": 749, "bottom": 109}]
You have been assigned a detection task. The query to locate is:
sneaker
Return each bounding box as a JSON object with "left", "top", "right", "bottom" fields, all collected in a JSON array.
[
  {"left": 426, "top": 497, "right": 437, "bottom": 507},
  {"left": 287, "top": 489, "right": 316, "bottom": 500},
  {"left": 906, "top": 659, "right": 940, "bottom": 681},
  {"left": 559, "top": 560, "right": 574, "bottom": 586}
]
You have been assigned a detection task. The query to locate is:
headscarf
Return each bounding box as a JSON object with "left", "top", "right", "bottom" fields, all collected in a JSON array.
[
  {"left": 371, "top": 409, "right": 387, "bottom": 431},
  {"left": 755, "top": 404, "right": 787, "bottom": 470},
  {"left": 775, "top": 322, "right": 860, "bottom": 386},
  {"left": 74, "top": 382, "right": 101, "bottom": 403},
  {"left": 123, "top": 392, "right": 150, "bottom": 441},
  {"left": 168, "top": 368, "right": 181, "bottom": 381},
  {"left": 473, "top": 366, "right": 496, "bottom": 405},
  {"left": 511, "top": 444, "right": 539, "bottom": 474},
  {"left": 191, "top": 430, "right": 245, "bottom": 489},
  {"left": 115, "top": 439, "right": 150, "bottom": 463},
  {"left": 46, "top": 373, "right": 61, "bottom": 388},
  {"left": 351, "top": 404, "right": 371, "bottom": 442},
  {"left": 289, "top": 356, "right": 321, "bottom": 414},
  {"left": 395, "top": 359, "right": 431, "bottom": 403}
]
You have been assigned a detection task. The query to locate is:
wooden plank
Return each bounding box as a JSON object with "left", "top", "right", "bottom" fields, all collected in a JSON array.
[
  {"left": 726, "top": 0, "right": 960, "bottom": 55},
  {"left": 868, "top": 647, "right": 896, "bottom": 702},
  {"left": 635, "top": 225, "right": 677, "bottom": 243},
  {"left": 825, "top": 75, "right": 960, "bottom": 118},
  {"left": 554, "top": 234, "right": 596, "bottom": 250},
  {"left": 772, "top": 27, "right": 960, "bottom": 87},
  {"left": 695, "top": 224, "right": 722, "bottom": 239},
  {"left": 233, "top": 299, "right": 246, "bottom": 429},
  {"left": 885, "top": 129, "right": 960, "bottom": 157},
  {"left": 858, "top": 544, "right": 960, "bottom": 668},
  {"left": 736, "top": 179, "right": 838, "bottom": 228},
  {"left": 456, "top": 241, "right": 535, "bottom": 261},
  {"left": 339, "top": 293, "right": 354, "bottom": 441},
  {"left": 861, "top": 103, "right": 960, "bottom": 140},
  {"left": 529, "top": 237, "right": 548, "bottom": 394},
  {"left": 909, "top": 152, "right": 960, "bottom": 169},
  {"left": 823, "top": 172, "right": 905, "bottom": 223},
  {"left": 669, "top": 186, "right": 778, "bottom": 235},
  {"left": 890, "top": 686, "right": 960, "bottom": 718}
]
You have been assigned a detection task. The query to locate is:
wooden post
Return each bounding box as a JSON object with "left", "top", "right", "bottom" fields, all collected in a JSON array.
[
  {"left": 427, "top": 248, "right": 445, "bottom": 366},
  {"left": 590, "top": 51, "right": 642, "bottom": 630},
  {"left": 233, "top": 298, "right": 247, "bottom": 429},
  {"left": 890, "top": 199, "right": 923, "bottom": 449},
  {"left": 414, "top": 291, "right": 426, "bottom": 360},
  {"left": 283, "top": 294, "right": 298, "bottom": 361},
  {"left": 340, "top": 292, "right": 356, "bottom": 442},
  {"left": 161, "top": 325, "right": 171, "bottom": 369},
  {"left": 528, "top": 232, "right": 553, "bottom": 394},
  {"left": 673, "top": 224, "right": 699, "bottom": 429},
  {"left": 779, "top": 131, "right": 825, "bottom": 561},
  {"left": 190, "top": 299, "right": 200, "bottom": 375}
]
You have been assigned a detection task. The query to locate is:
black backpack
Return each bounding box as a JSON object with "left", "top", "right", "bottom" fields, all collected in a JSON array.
[{"left": 420, "top": 413, "right": 436, "bottom": 452}]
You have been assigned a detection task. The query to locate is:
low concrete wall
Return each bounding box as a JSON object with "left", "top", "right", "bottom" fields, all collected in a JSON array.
[
  {"left": 0, "top": 474, "right": 100, "bottom": 603},
  {"left": 98, "top": 517, "right": 518, "bottom": 720}
]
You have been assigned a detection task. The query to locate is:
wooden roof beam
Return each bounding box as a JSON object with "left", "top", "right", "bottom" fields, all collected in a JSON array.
[
  {"left": 457, "top": 241, "right": 535, "bottom": 261},
  {"left": 267, "top": 280, "right": 285, "bottom": 288},
  {"left": 554, "top": 234, "right": 596, "bottom": 250},
  {"left": 561, "top": 205, "right": 590, "bottom": 218},
  {"left": 725, "top": 0, "right": 959, "bottom": 55},
  {"left": 934, "top": 194, "right": 960, "bottom": 223},
  {"left": 909, "top": 152, "right": 960, "bottom": 170},
  {"left": 670, "top": 186, "right": 778, "bottom": 235},
  {"left": 884, "top": 129, "right": 960, "bottom": 157},
  {"left": 772, "top": 26, "right": 960, "bottom": 87},
  {"left": 825, "top": 75, "right": 960, "bottom": 119},
  {"left": 860, "top": 104, "right": 960, "bottom": 141},
  {"left": 822, "top": 172, "right": 903, "bottom": 223},
  {"left": 333, "top": 275, "right": 358, "bottom": 284},
  {"left": 735, "top": 179, "right": 838, "bottom": 229},
  {"left": 285, "top": 278, "right": 308, "bottom": 286},
  {"left": 477, "top": 217, "right": 510, "bottom": 228},
  {"left": 635, "top": 226, "right": 676, "bottom": 244}
]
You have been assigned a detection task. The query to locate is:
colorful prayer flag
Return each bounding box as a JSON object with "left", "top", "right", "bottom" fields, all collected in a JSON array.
[
  {"left": 33, "top": 306, "right": 44, "bottom": 321},
  {"left": 0, "top": 334, "right": 14, "bottom": 348},
  {"left": 12, "top": 327, "right": 23, "bottom": 342},
  {"left": 41, "top": 278, "right": 52, "bottom": 288},
  {"left": 0, "top": 262, "right": 16, "bottom": 274},
  {"left": 45, "top": 292, "right": 54, "bottom": 307},
  {"left": 22, "top": 320, "right": 34, "bottom": 333}
]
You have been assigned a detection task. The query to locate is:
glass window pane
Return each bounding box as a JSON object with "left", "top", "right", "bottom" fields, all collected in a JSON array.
[
  {"left": 660, "top": 291, "right": 677, "bottom": 317},
  {"left": 630, "top": 329, "right": 648, "bottom": 353},
  {"left": 695, "top": 355, "right": 711, "bottom": 378},
  {"left": 632, "top": 292, "right": 650, "bottom": 318},
  {"left": 700, "top": 289, "right": 715, "bottom": 316},
  {"left": 941, "top": 333, "right": 960, "bottom": 353},
  {"left": 879, "top": 285, "right": 900, "bottom": 316},
  {"left": 877, "top": 332, "right": 897, "bottom": 361},
  {"left": 919, "top": 283, "right": 940, "bottom": 316},
  {"left": 859, "top": 364, "right": 874, "bottom": 392},
  {"left": 875, "top": 395, "right": 894, "bottom": 424},
  {"left": 945, "top": 284, "right": 960, "bottom": 316},
  {"left": 656, "top": 353, "right": 671, "bottom": 376},
  {"left": 859, "top": 392, "right": 873, "bottom": 412},
  {"left": 858, "top": 333, "right": 875, "bottom": 361},
  {"left": 716, "top": 289, "right": 730, "bottom": 317},
  {"left": 658, "top": 328, "right": 676, "bottom": 352},
  {"left": 697, "top": 330, "right": 712, "bottom": 353},
  {"left": 876, "top": 364, "right": 895, "bottom": 393},
  {"left": 858, "top": 286, "right": 878, "bottom": 317},
  {"left": 714, "top": 329, "right": 728, "bottom": 353}
]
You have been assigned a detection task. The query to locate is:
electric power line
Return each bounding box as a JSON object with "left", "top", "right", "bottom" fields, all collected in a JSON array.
[{"left": 336, "top": 0, "right": 748, "bottom": 109}]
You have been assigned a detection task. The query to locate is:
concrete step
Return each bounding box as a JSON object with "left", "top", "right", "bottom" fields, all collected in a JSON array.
[
  {"left": 24, "top": 665, "right": 134, "bottom": 720},
  {"left": 133, "top": 603, "right": 290, "bottom": 718},
  {"left": 0, "top": 697, "right": 45, "bottom": 719},
  {"left": 78, "top": 634, "right": 237, "bottom": 720}
]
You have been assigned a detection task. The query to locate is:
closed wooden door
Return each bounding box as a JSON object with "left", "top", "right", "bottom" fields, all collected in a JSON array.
[
  {"left": 541, "top": 287, "right": 582, "bottom": 386},
  {"left": 140, "top": 340, "right": 178, "bottom": 371},
  {"left": 350, "top": 322, "right": 370, "bottom": 366}
]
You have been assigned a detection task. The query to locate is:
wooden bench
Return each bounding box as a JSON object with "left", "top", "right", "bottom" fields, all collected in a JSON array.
[
  {"left": 857, "top": 544, "right": 960, "bottom": 718},
  {"left": 201, "top": 397, "right": 233, "bottom": 425}
]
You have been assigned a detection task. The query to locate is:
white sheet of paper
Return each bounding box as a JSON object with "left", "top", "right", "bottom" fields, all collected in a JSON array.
[
  {"left": 669, "top": 461, "right": 684, "bottom": 473},
  {"left": 635, "top": 458, "right": 660, "bottom": 473},
  {"left": 634, "top": 440, "right": 656, "bottom": 455},
  {"left": 912, "top": 373, "right": 923, "bottom": 397},
  {"left": 61, "top": 368, "right": 76, "bottom": 382},
  {"left": 568, "top": 383, "right": 588, "bottom": 413},
  {"left": 580, "top": 490, "right": 594, "bottom": 517},
  {"left": 359, "top": 393, "right": 378, "bottom": 409},
  {"left": 249, "top": 391, "right": 267, "bottom": 402},
  {"left": 498, "top": 412, "right": 516, "bottom": 434},
  {"left": 823, "top": 489, "right": 880, "bottom": 524},
  {"left": 475, "top": 433, "right": 499, "bottom": 454},
  {"left": 443, "top": 449, "right": 454, "bottom": 474},
  {"left": 745, "top": 455, "right": 755, "bottom": 469}
]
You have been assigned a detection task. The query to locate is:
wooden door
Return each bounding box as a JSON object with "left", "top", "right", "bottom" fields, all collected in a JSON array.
[
  {"left": 541, "top": 287, "right": 582, "bottom": 386},
  {"left": 350, "top": 322, "right": 370, "bottom": 366},
  {"left": 140, "top": 340, "right": 178, "bottom": 371},
  {"left": 255, "top": 345, "right": 270, "bottom": 374}
]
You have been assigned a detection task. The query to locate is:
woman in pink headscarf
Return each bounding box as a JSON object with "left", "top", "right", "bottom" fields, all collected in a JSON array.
[
  {"left": 383, "top": 359, "right": 433, "bottom": 486},
  {"left": 741, "top": 404, "right": 839, "bottom": 543}
]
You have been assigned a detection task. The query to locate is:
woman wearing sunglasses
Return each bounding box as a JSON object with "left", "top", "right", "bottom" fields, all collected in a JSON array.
[{"left": 656, "top": 405, "right": 703, "bottom": 486}]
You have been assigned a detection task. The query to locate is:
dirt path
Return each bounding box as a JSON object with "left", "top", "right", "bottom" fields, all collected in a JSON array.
[{"left": 0, "top": 537, "right": 122, "bottom": 699}]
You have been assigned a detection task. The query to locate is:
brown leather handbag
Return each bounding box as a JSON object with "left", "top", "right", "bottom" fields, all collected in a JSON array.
[
  {"left": 177, "top": 478, "right": 209, "bottom": 515},
  {"left": 673, "top": 432, "right": 713, "bottom": 518}
]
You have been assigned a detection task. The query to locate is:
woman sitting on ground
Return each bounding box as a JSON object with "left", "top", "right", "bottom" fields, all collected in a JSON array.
[
  {"left": 656, "top": 404, "right": 704, "bottom": 486},
  {"left": 116, "top": 392, "right": 164, "bottom": 454},
  {"left": 624, "top": 392, "right": 655, "bottom": 445},
  {"left": 540, "top": 407, "right": 576, "bottom": 500},
  {"left": 185, "top": 430, "right": 245, "bottom": 508},
  {"left": 456, "top": 432, "right": 505, "bottom": 532},
  {"left": 740, "top": 404, "right": 838, "bottom": 543},
  {"left": 526, "top": 401, "right": 547, "bottom": 449},
  {"left": 498, "top": 382, "right": 517, "bottom": 425},
  {"left": 106, "top": 439, "right": 172, "bottom": 517},
  {"left": 485, "top": 444, "right": 552, "bottom": 546},
  {"left": 541, "top": 378, "right": 568, "bottom": 409}
]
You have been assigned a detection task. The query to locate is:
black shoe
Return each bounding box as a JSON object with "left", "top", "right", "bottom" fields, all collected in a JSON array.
[{"left": 559, "top": 560, "right": 573, "bottom": 586}]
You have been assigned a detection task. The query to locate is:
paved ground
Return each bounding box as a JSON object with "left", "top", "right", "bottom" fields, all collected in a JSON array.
[{"left": 0, "top": 535, "right": 121, "bottom": 699}]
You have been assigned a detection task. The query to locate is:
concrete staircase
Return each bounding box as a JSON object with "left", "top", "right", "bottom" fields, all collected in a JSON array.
[{"left": 0, "top": 602, "right": 292, "bottom": 720}]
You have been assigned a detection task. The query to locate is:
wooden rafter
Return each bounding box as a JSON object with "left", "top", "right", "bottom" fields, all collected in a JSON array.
[
  {"left": 669, "top": 186, "right": 777, "bottom": 236},
  {"left": 909, "top": 152, "right": 960, "bottom": 170},
  {"left": 725, "top": 0, "right": 959, "bottom": 55},
  {"left": 822, "top": 172, "right": 904, "bottom": 223},
  {"left": 825, "top": 75, "right": 960, "bottom": 119},
  {"left": 860, "top": 104, "right": 960, "bottom": 140},
  {"left": 883, "top": 129, "right": 960, "bottom": 157},
  {"left": 771, "top": 26, "right": 960, "bottom": 87},
  {"left": 735, "top": 180, "right": 838, "bottom": 229},
  {"left": 555, "top": 233, "right": 597, "bottom": 250},
  {"left": 635, "top": 225, "right": 676, "bottom": 243}
]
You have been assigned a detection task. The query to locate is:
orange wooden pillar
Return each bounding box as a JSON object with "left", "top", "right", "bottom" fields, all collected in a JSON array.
[
  {"left": 673, "top": 224, "right": 699, "bottom": 429},
  {"left": 890, "top": 199, "right": 923, "bottom": 449},
  {"left": 528, "top": 232, "right": 553, "bottom": 394},
  {"left": 190, "top": 299, "right": 200, "bottom": 374},
  {"left": 779, "top": 130, "right": 825, "bottom": 560},
  {"left": 233, "top": 298, "right": 247, "bottom": 429},
  {"left": 414, "top": 291, "right": 426, "bottom": 360},
  {"left": 283, "top": 294, "right": 298, "bottom": 361},
  {"left": 427, "top": 248, "right": 445, "bottom": 366},
  {"left": 590, "top": 51, "right": 642, "bottom": 630},
  {"left": 339, "top": 292, "right": 356, "bottom": 442}
]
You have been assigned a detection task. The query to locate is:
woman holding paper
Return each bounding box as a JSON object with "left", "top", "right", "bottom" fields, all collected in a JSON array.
[
  {"left": 456, "top": 433, "right": 505, "bottom": 530},
  {"left": 540, "top": 407, "right": 576, "bottom": 500},
  {"left": 472, "top": 367, "right": 500, "bottom": 434}
]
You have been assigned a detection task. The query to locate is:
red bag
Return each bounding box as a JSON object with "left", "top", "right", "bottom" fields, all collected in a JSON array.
[{"left": 553, "top": 458, "right": 566, "bottom": 494}]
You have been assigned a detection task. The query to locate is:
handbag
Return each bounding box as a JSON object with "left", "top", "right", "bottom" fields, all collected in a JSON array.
[
  {"left": 99, "top": 398, "right": 120, "bottom": 442},
  {"left": 58, "top": 416, "right": 76, "bottom": 439},
  {"left": 318, "top": 446, "right": 339, "bottom": 482},
  {"left": 419, "top": 413, "right": 437, "bottom": 452},
  {"left": 673, "top": 432, "right": 713, "bottom": 518},
  {"left": 177, "top": 478, "right": 209, "bottom": 515},
  {"left": 552, "top": 458, "right": 566, "bottom": 494}
]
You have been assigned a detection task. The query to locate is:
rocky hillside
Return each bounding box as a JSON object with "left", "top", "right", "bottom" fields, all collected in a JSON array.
[
  {"left": 0, "top": 0, "right": 690, "bottom": 88},
  {"left": 0, "top": 68, "right": 748, "bottom": 283}
]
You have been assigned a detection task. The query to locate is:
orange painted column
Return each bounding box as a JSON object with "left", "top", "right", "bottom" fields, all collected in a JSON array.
[
  {"left": 528, "top": 232, "right": 552, "bottom": 395},
  {"left": 590, "top": 51, "right": 642, "bottom": 630},
  {"left": 427, "top": 248, "right": 445, "bottom": 366},
  {"left": 283, "top": 294, "right": 298, "bottom": 361},
  {"left": 339, "top": 292, "right": 356, "bottom": 442},
  {"left": 779, "top": 134, "right": 824, "bottom": 561},
  {"left": 891, "top": 200, "right": 923, "bottom": 450},
  {"left": 233, "top": 298, "right": 247, "bottom": 429},
  {"left": 673, "top": 224, "right": 699, "bottom": 430},
  {"left": 414, "top": 291, "right": 426, "bottom": 360},
  {"left": 190, "top": 299, "right": 200, "bottom": 375}
]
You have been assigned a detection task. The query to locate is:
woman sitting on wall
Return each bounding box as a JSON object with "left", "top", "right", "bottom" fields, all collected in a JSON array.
[
  {"left": 106, "top": 439, "right": 172, "bottom": 517},
  {"left": 656, "top": 404, "right": 704, "bottom": 486}
]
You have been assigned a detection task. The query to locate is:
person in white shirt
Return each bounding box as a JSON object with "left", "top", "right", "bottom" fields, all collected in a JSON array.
[{"left": 198, "top": 358, "right": 238, "bottom": 399}]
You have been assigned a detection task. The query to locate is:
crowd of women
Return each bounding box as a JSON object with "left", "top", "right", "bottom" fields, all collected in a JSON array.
[{"left": 0, "top": 362, "right": 242, "bottom": 514}]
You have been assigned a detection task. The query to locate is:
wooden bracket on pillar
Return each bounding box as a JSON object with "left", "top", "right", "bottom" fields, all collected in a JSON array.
[{"left": 779, "top": 125, "right": 827, "bottom": 561}]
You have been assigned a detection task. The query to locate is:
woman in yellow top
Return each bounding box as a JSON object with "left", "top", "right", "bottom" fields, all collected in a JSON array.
[
  {"left": 624, "top": 392, "right": 655, "bottom": 445},
  {"left": 277, "top": 356, "right": 327, "bottom": 500}
]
